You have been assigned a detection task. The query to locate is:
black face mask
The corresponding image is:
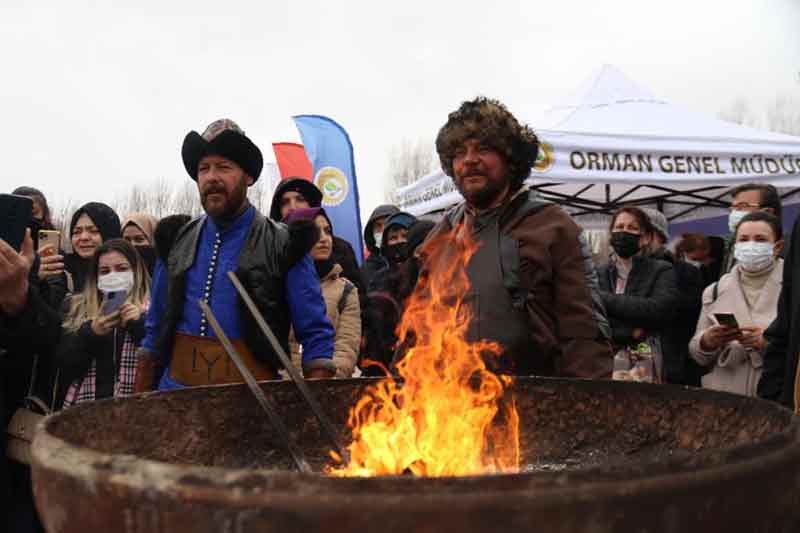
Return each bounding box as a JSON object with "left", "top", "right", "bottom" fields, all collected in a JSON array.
[
  {"left": 135, "top": 245, "right": 157, "bottom": 277},
  {"left": 610, "top": 231, "right": 641, "bottom": 259},
  {"left": 384, "top": 242, "right": 409, "bottom": 264}
]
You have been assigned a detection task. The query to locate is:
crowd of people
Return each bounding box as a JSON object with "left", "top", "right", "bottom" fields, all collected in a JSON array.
[{"left": 2, "top": 99, "right": 799, "bottom": 531}]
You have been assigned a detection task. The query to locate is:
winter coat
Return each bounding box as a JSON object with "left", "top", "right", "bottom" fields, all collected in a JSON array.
[
  {"left": 597, "top": 255, "right": 679, "bottom": 379},
  {"left": 290, "top": 264, "right": 361, "bottom": 377},
  {"left": 690, "top": 262, "right": 782, "bottom": 397},
  {"left": 361, "top": 204, "right": 399, "bottom": 288},
  {"left": 414, "top": 190, "right": 612, "bottom": 378},
  {"left": 0, "top": 276, "right": 61, "bottom": 528},
  {"left": 648, "top": 248, "right": 705, "bottom": 386},
  {"left": 55, "top": 296, "right": 146, "bottom": 407},
  {"left": 759, "top": 217, "right": 800, "bottom": 408},
  {"left": 332, "top": 235, "right": 366, "bottom": 303}
]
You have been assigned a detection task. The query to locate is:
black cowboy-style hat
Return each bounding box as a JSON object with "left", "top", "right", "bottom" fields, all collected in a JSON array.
[{"left": 181, "top": 118, "right": 263, "bottom": 183}]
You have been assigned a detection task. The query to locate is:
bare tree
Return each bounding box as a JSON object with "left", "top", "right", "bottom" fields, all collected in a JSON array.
[
  {"left": 171, "top": 180, "right": 202, "bottom": 217},
  {"left": 385, "top": 138, "right": 437, "bottom": 201}
]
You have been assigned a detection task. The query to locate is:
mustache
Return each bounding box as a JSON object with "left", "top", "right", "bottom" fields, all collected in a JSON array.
[
  {"left": 457, "top": 169, "right": 486, "bottom": 178},
  {"left": 201, "top": 183, "right": 227, "bottom": 197}
]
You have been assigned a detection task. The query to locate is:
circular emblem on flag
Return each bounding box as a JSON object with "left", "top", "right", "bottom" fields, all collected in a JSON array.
[
  {"left": 314, "top": 166, "right": 349, "bottom": 206},
  {"left": 532, "top": 142, "right": 554, "bottom": 173}
]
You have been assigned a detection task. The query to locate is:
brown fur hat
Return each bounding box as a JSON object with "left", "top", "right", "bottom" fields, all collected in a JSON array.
[{"left": 435, "top": 97, "right": 539, "bottom": 191}]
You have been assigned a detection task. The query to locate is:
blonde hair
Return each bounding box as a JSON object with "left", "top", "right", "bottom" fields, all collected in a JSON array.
[{"left": 63, "top": 239, "right": 151, "bottom": 333}]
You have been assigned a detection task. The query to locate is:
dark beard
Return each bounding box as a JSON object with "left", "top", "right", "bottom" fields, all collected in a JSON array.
[
  {"left": 201, "top": 176, "right": 249, "bottom": 221},
  {"left": 455, "top": 176, "right": 508, "bottom": 210}
]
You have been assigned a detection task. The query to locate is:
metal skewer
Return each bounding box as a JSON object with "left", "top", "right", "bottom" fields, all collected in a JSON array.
[
  {"left": 226, "top": 271, "right": 347, "bottom": 460},
  {"left": 198, "top": 299, "right": 312, "bottom": 473}
]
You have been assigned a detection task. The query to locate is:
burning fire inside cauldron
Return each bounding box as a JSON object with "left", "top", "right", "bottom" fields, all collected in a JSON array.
[{"left": 328, "top": 232, "right": 520, "bottom": 477}]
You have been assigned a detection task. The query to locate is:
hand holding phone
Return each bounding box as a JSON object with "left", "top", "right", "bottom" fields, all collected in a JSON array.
[
  {"left": 0, "top": 194, "right": 33, "bottom": 253},
  {"left": 100, "top": 289, "right": 129, "bottom": 316},
  {"left": 38, "top": 230, "right": 61, "bottom": 257},
  {"left": 0, "top": 229, "right": 34, "bottom": 315},
  {"left": 713, "top": 313, "right": 740, "bottom": 330}
]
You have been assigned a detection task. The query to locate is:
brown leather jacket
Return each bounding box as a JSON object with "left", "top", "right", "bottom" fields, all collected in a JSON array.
[{"left": 417, "top": 189, "right": 612, "bottom": 379}]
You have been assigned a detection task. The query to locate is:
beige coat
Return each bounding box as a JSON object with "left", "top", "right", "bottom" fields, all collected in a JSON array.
[
  {"left": 290, "top": 264, "right": 361, "bottom": 377},
  {"left": 689, "top": 261, "right": 783, "bottom": 397}
]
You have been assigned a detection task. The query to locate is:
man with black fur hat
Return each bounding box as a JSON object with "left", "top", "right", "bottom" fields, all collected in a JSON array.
[
  {"left": 135, "top": 119, "right": 335, "bottom": 391},
  {"left": 269, "top": 177, "right": 365, "bottom": 298},
  {"left": 406, "top": 97, "right": 612, "bottom": 378}
]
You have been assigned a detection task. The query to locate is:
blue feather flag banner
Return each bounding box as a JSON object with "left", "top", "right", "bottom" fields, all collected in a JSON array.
[{"left": 293, "top": 114, "right": 365, "bottom": 265}]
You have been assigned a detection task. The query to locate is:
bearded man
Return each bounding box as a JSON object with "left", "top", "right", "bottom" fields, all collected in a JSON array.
[
  {"left": 407, "top": 98, "right": 611, "bottom": 377},
  {"left": 136, "top": 119, "right": 335, "bottom": 391}
]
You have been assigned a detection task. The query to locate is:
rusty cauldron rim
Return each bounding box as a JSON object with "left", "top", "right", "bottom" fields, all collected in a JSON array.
[{"left": 31, "top": 377, "right": 800, "bottom": 508}]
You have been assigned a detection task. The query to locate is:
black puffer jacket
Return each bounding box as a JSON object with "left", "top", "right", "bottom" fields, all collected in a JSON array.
[{"left": 597, "top": 255, "right": 679, "bottom": 351}]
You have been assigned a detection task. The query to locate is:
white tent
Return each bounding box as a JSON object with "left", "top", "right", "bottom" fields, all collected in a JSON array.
[{"left": 395, "top": 65, "right": 800, "bottom": 221}]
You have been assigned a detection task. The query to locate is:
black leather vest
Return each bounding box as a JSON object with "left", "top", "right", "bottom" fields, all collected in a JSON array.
[{"left": 157, "top": 211, "right": 291, "bottom": 371}]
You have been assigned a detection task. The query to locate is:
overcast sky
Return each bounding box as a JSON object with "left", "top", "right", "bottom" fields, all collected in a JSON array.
[{"left": 1, "top": 0, "right": 798, "bottom": 223}]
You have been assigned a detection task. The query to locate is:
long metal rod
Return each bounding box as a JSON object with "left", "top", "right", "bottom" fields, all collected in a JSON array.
[
  {"left": 226, "top": 271, "right": 346, "bottom": 460},
  {"left": 198, "top": 299, "right": 312, "bottom": 473}
]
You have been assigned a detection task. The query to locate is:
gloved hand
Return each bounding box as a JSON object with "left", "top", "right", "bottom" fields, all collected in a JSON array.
[{"left": 287, "top": 218, "right": 321, "bottom": 266}]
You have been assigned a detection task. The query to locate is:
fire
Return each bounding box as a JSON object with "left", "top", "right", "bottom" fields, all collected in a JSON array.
[{"left": 328, "top": 230, "right": 520, "bottom": 477}]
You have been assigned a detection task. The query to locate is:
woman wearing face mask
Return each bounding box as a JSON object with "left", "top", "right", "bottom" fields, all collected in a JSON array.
[
  {"left": 284, "top": 208, "right": 361, "bottom": 378},
  {"left": 64, "top": 202, "right": 122, "bottom": 293},
  {"left": 597, "top": 207, "right": 679, "bottom": 383},
  {"left": 689, "top": 212, "right": 783, "bottom": 397},
  {"left": 121, "top": 213, "right": 159, "bottom": 276},
  {"left": 55, "top": 239, "right": 150, "bottom": 407}
]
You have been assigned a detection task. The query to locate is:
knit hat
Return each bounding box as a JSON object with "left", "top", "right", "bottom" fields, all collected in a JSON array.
[
  {"left": 181, "top": 118, "right": 263, "bottom": 183},
  {"left": 283, "top": 206, "right": 333, "bottom": 230},
  {"left": 641, "top": 207, "right": 669, "bottom": 241},
  {"left": 269, "top": 178, "right": 323, "bottom": 221},
  {"left": 70, "top": 202, "right": 121, "bottom": 242}
]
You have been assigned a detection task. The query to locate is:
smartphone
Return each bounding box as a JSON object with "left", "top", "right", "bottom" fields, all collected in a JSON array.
[
  {"left": 38, "top": 230, "right": 61, "bottom": 257},
  {"left": 0, "top": 194, "right": 33, "bottom": 252},
  {"left": 713, "top": 313, "right": 740, "bottom": 329},
  {"left": 100, "top": 289, "right": 129, "bottom": 316}
]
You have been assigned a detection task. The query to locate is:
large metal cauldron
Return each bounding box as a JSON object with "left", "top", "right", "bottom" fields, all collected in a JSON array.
[{"left": 31, "top": 378, "right": 800, "bottom": 533}]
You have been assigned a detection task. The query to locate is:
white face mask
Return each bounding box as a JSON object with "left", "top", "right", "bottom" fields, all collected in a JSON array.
[
  {"left": 373, "top": 232, "right": 383, "bottom": 249},
  {"left": 97, "top": 270, "right": 135, "bottom": 294},
  {"left": 728, "top": 210, "right": 750, "bottom": 234},
  {"left": 734, "top": 241, "right": 775, "bottom": 273},
  {"left": 685, "top": 259, "right": 703, "bottom": 269}
]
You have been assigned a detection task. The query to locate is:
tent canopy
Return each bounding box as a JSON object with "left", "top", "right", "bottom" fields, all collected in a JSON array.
[{"left": 396, "top": 65, "right": 800, "bottom": 220}]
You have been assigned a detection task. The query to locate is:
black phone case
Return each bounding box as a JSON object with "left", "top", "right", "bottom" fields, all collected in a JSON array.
[{"left": 0, "top": 194, "right": 34, "bottom": 252}]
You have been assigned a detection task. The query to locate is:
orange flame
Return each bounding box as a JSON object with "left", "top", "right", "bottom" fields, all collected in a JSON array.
[{"left": 328, "top": 230, "right": 520, "bottom": 477}]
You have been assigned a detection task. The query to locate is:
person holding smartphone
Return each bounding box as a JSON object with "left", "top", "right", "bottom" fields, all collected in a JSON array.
[
  {"left": 55, "top": 238, "right": 150, "bottom": 407},
  {"left": 0, "top": 226, "right": 62, "bottom": 532},
  {"left": 689, "top": 212, "right": 784, "bottom": 397}
]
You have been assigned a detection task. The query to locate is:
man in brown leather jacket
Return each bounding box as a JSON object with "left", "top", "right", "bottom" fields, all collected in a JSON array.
[{"left": 410, "top": 97, "right": 612, "bottom": 378}]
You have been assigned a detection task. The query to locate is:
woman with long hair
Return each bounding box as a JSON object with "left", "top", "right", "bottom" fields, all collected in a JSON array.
[
  {"left": 284, "top": 208, "right": 361, "bottom": 378},
  {"left": 56, "top": 238, "right": 150, "bottom": 407}
]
